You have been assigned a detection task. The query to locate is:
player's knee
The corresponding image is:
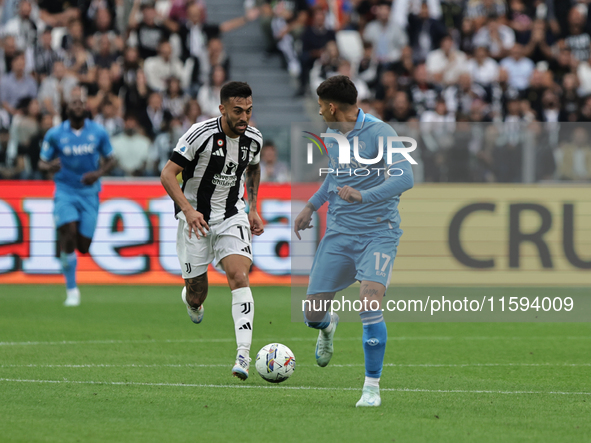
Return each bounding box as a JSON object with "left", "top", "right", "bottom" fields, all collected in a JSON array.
[{"left": 227, "top": 268, "right": 249, "bottom": 289}]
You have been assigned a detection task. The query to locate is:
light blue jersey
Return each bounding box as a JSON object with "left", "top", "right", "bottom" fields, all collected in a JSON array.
[
  {"left": 308, "top": 109, "right": 414, "bottom": 234},
  {"left": 40, "top": 119, "right": 113, "bottom": 194},
  {"left": 40, "top": 119, "right": 113, "bottom": 236}
]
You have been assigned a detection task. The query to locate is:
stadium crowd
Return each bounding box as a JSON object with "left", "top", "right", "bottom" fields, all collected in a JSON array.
[{"left": 0, "top": 0, "right": 590, "bottom": 182}]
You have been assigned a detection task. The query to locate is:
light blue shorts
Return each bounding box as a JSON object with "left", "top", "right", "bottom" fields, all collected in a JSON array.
[
  {"left": 54, "top": 188, "right": 99, "bottom": 239},
  {"left": 307, "top": 228, "right": 401, "bottom": 295}
]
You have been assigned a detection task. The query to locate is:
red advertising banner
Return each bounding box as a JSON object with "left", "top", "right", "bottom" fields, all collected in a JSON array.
[{"left": 0, "top": 180, "right": 300, "bottom": 285}]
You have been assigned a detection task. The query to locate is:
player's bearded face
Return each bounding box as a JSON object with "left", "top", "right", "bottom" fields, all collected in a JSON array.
[
  {"left": 68, "top": 99, "right": 86, "bottom": 120},
  {"left": 221, "top": 97, "right": 252, "bottom": 136}
]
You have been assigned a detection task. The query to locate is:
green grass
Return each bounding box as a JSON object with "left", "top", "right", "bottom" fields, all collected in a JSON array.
[{"left": 1, "top": 285, "right": 590, "bottom": 443}]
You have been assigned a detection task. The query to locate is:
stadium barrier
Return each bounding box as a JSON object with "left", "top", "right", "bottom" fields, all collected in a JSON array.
[{"left": 0, "top": 181, "right": 589, "bottom": 286}]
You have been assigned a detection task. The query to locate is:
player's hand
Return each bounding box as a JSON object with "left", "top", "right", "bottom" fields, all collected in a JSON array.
[
  {"left": 293, "top": 205, "right": 314, "bottom": 240},
  {"left": 337, "top": 186, "right": 362, "bottom": 203},
  {"left": 81, "top": 170, "right": 101, "bottom": 185},
  {"left": 249, "top": 211, "right": 265, "bottom": 236},
  {"left": 48, "top": 158, "right": 61, "bottom": 173},
  {"left": 184, "top": 208, "right": 209, "bottom": 239}
]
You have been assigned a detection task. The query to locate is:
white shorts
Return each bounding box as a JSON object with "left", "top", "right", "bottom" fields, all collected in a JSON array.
[{"left": 176, "top": 212, "right": 253, "bottom": 279}]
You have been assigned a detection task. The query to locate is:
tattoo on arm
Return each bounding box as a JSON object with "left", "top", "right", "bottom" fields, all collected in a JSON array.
[
  {"left": 245, "top": 163, "right": 260, "bottom": 208},
  {"left": 185, "top": 273, "right": 208, "bottom": 307}
]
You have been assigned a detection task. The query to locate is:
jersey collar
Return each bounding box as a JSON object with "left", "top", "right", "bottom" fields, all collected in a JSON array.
[{"left": 64, "top": 119, "right": 88, "bottom": 136}]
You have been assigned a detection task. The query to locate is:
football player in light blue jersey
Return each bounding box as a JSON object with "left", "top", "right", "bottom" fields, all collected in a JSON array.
[
  {"left": 294, "top": 76, "right": 414, "bottom": 407},
  {"left": 38, "top": 89, "right": 116, "bottom": 306}
]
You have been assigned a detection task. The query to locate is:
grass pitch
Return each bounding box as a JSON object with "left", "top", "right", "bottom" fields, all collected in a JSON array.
[{"left": 1, "top": 285, "right": 590, "bottom": 442}]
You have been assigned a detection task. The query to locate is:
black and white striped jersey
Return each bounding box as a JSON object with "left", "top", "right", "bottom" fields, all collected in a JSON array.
[{"left": 169, "top": 116, "right": 263, "bottom": 224}]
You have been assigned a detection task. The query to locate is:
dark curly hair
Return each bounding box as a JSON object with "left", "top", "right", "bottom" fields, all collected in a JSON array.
[{"left": 316, "top": 75, "right": 358, "bottom": 106}]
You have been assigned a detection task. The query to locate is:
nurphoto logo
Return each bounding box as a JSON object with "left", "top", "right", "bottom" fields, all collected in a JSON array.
[{"left": 303, "top": 131, "right": 418, "bottom": 176}]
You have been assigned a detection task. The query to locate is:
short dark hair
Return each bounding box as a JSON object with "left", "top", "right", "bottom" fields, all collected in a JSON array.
[
  {"left": 220, "top": 81, "right": 252, "bottom": 104},
  {"left": 316, "top": 75, "right": 357, "bottom": 106}
]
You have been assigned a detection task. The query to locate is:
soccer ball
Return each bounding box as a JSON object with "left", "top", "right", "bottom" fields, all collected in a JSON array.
[{"left": 255, "top": 343, "right": 296, "bottom": 383}]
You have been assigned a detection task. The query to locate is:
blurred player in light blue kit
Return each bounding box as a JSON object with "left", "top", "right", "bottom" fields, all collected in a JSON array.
[
  {"left": 38, "top": 89, "right": 116, "bottom": 306},
  {"left": 294, "top": 76, "right": 414, "bottom": 407}
]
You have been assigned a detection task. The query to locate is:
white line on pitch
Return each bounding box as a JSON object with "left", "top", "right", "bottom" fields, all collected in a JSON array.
[
  {"left": 2, "top": 336, "right": 591, "bottom": 346},
  {"left": 1, "top": 363, "right": 590, "bottom": 369},
  {"left": 0, "top": 378, "right": 589, "bottom": 396}
]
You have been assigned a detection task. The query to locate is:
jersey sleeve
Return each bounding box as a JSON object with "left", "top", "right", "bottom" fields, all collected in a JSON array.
[
  {"left": 39, "top": 129, "right": 57, "bottom": 162},
  {"left": 98, "top": 128, "right": 114, "bottom": 158},
  {"left": 247, "top": 127, "right": 263, "bottom": 165},
  {"left": 308, "top": 175, "right": 331, "bottom": 210},
  {"left": 170, "top": 124, "right": 207, "bottom": 168}
]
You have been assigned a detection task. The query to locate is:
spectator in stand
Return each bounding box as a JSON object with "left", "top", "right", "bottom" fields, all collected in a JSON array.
[
  {"left": 466, "top": 0, "right": 506, "bottom": 30},
  {"left": 407, "top": 2, "right": 448, "bottom": 64},
  {"left": 2, "top": 0, "right": 37, "bottom": 51},
  {"left": 260, "top": 140, "right": 290, "bottom": 183},
  {"left": 337, "top": 59, "right": 370, "bottom": 101},
  {"left": 0, "top": 128, "right": 16, "bottom": 178},
  {"left": 87, "top": 68, "right": 121, "bottom": 117},
  {"left": 357, "top": 41, "right": 379, "bottom": 88},
  {"left": 127, "top": 0, "right": 170, "bottom": 60},
  {"left": 309, "top": 40, "right": 341, "bottom": 92},
  {"left": 472, "top": 13, "right": 515, "bottom": 59},
  {"left": 123, "top": 69, "right": 152, "bottom": 126},
  {"left": 506, "top": 0, "right": 533, "bottom": 44},
  {"left": 577, "top": 50, "right": 591, "bottom": 97},
  {"left": 444, "top": 72, "right": 487, "bottom": 115},
  {"left": 149, "top": 115, "right": 183, "bottom": 175},
  {"left": 93, "top": 34, "right": 119, "bottom": 69},
  {"left": 563, "top": 6, "right": 590, "bottom": 63},
  {"left": 181, "top": 98, "right": 205, "bottom": 132},
  {"left": 268, "top": 0, "right": 306, "bottom": 77},
  {"left": 110, "top": 113, "right": 151, "bottom": 176},
  {"left": 64, "top": 41, "right": 96, "bottom": 86},
  {"left": 22, "top": 112, "right": 53, "bottom": 180},
  {"left": 35, "top": 28, "right": 63, "bottom": 80},
  {"left": 0, "top": 51, "right": 37, "bottom": 115},
  {"left": 363, "top": 1, "right": 408, "bottom": 70},
  {"left": 466, "top": 45, "right": 499, "bottom": 87},
  {"left": 388, "top": 91, "right": 418, "bottom": 122},
  {"left": 500, "top": 44, "right": 534, "bottom": 90},
  {"left": 144, "top": 91, "right": 170, "bottom": 139},
  {"left": 94, "top": 98, "right": 124, "bottom": 137},
  {"left": 162, "top": 76, "right": 188, "bottom": 119},
  {"left": 561, "top": 73, "right": 580, "bottom": 122},
  {"left": 523, "top": 19, "right": 554, "bottom": 63},
  {"left": 88, "top": 7, "right": 124, "bottom": 54},
  {"left": 426, "top": 33, "right": 468, "bottom": 85},
  {"left": 548, "top": 48, "right": 577, "bottom": 85},
  {"left": 198, "top": 65, "right": 226, "bottom": 118},
  {"left": 177, "top": 2, "right": 258, "bottom": 89},
  {"left": 8, "top": 97, "right": 40, "bottom": 179},
  {"left": 121, "top": 46, "right": 141, "bottom": 86},
  {"left": 390, "top": 45, "right": 415, "bottom": 88},
  {"left": 144, "top": 39, "right": 185, "bottom": 92},
  {"left": 207, "top": 37, "right": 230, "bottom": 78},
  {"left": 61, "top": 18, "right": 84, "bottom": 52},
  {"left": 409, "top": 63, "right": 441, "bottom": 115},
  {"left": 295, "top": 8, "right": 336, "bottom": 96},
  {"left": 37, "top": 60, "right": 78, "bottom": 116},
  {"left": 38, "top": 0, "right": 80, "bottom": 28},
  {"left": 80, "top": 0, "right": 119, "bottom": 38}
]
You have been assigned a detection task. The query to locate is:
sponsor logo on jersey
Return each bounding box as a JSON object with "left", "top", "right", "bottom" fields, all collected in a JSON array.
[{"left": 62, "top": 144, "right": 95, "bottom": 156}]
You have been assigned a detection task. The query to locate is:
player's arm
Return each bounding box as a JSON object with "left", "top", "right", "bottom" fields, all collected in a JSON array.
[
  {"left": 38, "top": 131, "right": 60, "bottom": 173},
  {"left": 294, "top": 177, "right": 330, "bottom": 240},
  {"left": 246, "top": 162, "right": 264, "bottom": 236},
  {"left": 160, "top": 159, "right": 209, "bottom": 239},
  {"left": 337, "top": 160, "right": 414, "bottom": 203},
  {"left": 81, "top": 129, "right": 117, "bottom": 185}
]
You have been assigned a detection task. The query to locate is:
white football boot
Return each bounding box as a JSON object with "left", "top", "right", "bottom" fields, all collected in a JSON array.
[
  {"left": 356, "top": 386, "right": 382, "bottom": 407},
  {"left": 64, "top": 287, "right": 80, "bottom": 307},
  {"left": 315, "top": 313, "right": 339, "bottom": 367},
  {"left": 181, "top": 287, "right": 203, "bottom": 324},
  {"left": 232, "top": 352, "right": 251, "bottom": 380}
]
